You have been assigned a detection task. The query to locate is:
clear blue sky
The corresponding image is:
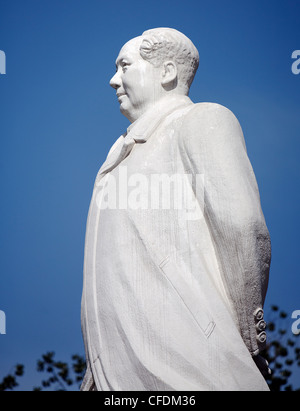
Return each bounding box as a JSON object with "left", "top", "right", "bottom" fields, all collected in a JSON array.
[{"left": 0, "top": 0, "right": 299, "bottom": 390}]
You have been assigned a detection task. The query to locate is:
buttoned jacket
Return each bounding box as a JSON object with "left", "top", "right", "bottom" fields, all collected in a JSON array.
[{"left": 81, "top": 95, "right": 271, "bottom": 391}]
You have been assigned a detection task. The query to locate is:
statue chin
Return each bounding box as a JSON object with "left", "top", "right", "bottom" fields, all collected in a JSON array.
[{"left": 119, "top": 105, "right": 133, "bottom": 123}]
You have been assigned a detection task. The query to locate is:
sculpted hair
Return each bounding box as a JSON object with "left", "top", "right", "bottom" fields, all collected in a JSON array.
[{"left": 140, "top": 28, "right": 199, "bottom": 92}]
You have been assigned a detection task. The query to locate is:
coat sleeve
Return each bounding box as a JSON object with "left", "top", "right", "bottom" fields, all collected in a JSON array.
[{"left": 178, "top": 103, "right": 271, "bottom": 356}]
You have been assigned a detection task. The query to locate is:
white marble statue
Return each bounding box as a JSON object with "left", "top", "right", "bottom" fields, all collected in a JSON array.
[{"left": 81, "top": 28, "right": 271, "bottom": 391}]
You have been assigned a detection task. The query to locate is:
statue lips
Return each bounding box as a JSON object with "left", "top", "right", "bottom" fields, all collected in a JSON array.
[{"left": 117, "top": 92, "right": 126, "bottom": 103}]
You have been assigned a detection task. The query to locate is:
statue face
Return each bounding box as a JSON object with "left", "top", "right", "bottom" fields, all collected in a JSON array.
[{"left": 110, "top": 37, "right": 161, "bottom": 123}]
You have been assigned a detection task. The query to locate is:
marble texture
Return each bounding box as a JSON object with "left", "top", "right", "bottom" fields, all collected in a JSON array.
[{"left": 81, "top": 28, "right": 271, "bottom": 391}]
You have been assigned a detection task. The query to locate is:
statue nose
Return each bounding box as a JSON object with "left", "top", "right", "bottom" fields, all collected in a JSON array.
[{"left": 109, "top": 72, "right": 121, "bottom": 90}]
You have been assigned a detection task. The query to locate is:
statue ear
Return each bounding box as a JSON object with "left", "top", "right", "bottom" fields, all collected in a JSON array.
[{"left": 161, "top": 61, "right": 178, "bottom": 88}]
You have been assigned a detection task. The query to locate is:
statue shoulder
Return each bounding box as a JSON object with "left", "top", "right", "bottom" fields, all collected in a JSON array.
[
  {"left": 183, "top": 102, "right": 241, "bottom": 127},
  {"left": 180, "top": 102, "right": 244, "bottom": 148}
]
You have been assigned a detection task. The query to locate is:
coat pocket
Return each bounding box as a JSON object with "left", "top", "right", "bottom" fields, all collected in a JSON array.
[{"left": 159, "top": 256, "right": 215, "bottom": 339}]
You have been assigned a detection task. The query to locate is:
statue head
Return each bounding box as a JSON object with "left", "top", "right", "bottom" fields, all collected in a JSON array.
[{"left": 110, "top": 28, "right": 199, "bottom": 123}]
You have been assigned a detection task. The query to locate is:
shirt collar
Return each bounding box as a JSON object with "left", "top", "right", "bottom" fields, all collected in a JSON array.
[{"left": 125, "top": 95, "right": 193, "bottom": 143}]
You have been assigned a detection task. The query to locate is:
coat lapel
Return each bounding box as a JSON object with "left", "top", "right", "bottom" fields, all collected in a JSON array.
[{"left": 96, "top": 96, "right": 193, "bottom": 185}]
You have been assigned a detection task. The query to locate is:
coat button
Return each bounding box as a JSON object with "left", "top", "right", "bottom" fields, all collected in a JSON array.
[
  {"left": 257, "top": 331, "right": 267, "bottom": 344},
  {"left": 256, "top": 320, "right": 267, "bottom": 332},
  {"left": 254, "top": 308, "right": 264, "bottom": 322}
]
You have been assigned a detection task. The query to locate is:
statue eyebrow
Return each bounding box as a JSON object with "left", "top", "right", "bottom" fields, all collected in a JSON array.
[
  {"left": 115, "top": 57, "right": 123, "bottom": 67},
  {"left": 115, "top": 57, "right": 131, "bottom": 68}
]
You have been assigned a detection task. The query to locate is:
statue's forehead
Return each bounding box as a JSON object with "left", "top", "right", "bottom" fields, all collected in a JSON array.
[{"left": 116, "top": 36, "right": 143, "bottom": 62}]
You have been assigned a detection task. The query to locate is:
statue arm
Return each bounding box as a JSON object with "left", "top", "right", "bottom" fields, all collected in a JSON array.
[{"left": 179, "top": 103, "right": 271, "bottom": 355}]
